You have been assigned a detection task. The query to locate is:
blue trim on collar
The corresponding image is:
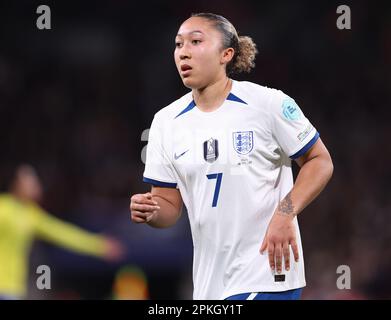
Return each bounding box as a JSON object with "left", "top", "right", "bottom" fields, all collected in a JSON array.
[
  {"left": 175, "top": 92, "right": 247, "bottom": 119},
  {"left": 175, "top": 100, "right": 196, "bottom": 119},
  {"left": 226, "top": 93, "right": 247, "bottom": 105}
]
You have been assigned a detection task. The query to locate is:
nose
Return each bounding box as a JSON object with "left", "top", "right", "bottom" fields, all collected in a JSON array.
[
  {"left": 180, "top": 52, "right": 190, "bottom": 60},
  {"left": 179, "top": 43, "right": 191, "bottom": 60}
]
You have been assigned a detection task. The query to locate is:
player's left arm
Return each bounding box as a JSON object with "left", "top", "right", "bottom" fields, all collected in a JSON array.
[
  {"left": 289, "top": 137, "right": 334, "bottom": 216},
  {"left": 260, "top": 138, "right": 333, "bottom": 273}
]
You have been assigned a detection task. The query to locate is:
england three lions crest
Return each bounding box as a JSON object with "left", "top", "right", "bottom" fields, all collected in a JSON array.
[{"left": 233, "top": 131, "right": 254, "bottom": 155}]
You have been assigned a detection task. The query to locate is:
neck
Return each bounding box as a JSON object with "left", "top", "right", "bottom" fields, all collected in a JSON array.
[
  {"left": 11, "top": 189, "right": 29, "bottom": 203},
  {"left": 192, "top": 76, "right": 232, "bottom": 112}
]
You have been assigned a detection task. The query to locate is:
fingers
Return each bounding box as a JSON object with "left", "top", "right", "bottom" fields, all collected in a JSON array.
[
  {"left": 131, "top": 211, "right": 147, "bottom": 223},
  {"left": 263, "top": 234, "right": 299, "bottom": 273},
  {"left": 131, "top": 203, "right": 160, "bottom": 213},
  {"left": 268, "top": 243, "right": 275, "bottom": 272},
  {"left": 290, "top": 239, "right": 299, "bottom": 262},
  {"left": 131, "top": 193, "right": 158, "bottom": 206},
  {"left": 145, "top": 214, "right": 155, "bottom": 223},
  {"left": 130, "top": 193, "right": 160, "bottom": 224},
  {"left": 283, "top": 242, "right": 290, "bottom": 271},
  {"left": 131, "top": 210, "right": 156, "bottom": 223},
  {"left": 145, "top": 192, "right": 153, "bottom": 199},
  {"left": 133, "top": 217, "right": 147, "bottom": 224},
  {"left": 266, "top": 240, "right": 299, "bottom": 273},
  {"left": 103, "top": 238, "right": 125, "bottom": 261},
  {"left": 275, "top": 243, "right": 282, "bottom": 274},
  {"left": 260, "top": 236, "right": 267, "bottom": 254}
]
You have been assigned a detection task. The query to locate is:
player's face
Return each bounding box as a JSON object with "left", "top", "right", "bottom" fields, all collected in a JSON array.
[
  {"left": 174, "top": 17, "right": 227, "bottom": 89},
  {"left": 14, "top": 165, "right": 43, "bottom": 202}
]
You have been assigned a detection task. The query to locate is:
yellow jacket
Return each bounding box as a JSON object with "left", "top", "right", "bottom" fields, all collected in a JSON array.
[{"left": 0, "top": 193, "right": 107, "bottom": 298}]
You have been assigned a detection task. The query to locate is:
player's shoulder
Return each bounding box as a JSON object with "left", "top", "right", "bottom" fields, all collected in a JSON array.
[
  {"left": 0, "top": 193, "right": 12, "bottom": 204},
  {"left": 232, "top": 80, "right": 286, "bottom": 106},
  {"left": 152, "top": 91, "right": 193, "bottom": 125},
  {"left": 0, "top": 194, "right": 7, "bottom": 211},
  {"left": 0, "top": 193, "right": 8, "bottom": 200}
]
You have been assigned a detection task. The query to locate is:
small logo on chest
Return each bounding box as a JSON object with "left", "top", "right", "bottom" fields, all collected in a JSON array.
[
  {"left": 174, "top": 150, "right": 189, "bottom": 160},
  {"left": 203, "top": 138, "right": 219, "bottom": 163}
]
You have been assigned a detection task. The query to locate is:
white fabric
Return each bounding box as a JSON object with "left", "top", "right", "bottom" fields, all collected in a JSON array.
[
  {"left": 246, "top": 292, "right": 258, "bottom": 300},
  {"left": 143, "top": 80, "right": 319, "bottom": 299}
]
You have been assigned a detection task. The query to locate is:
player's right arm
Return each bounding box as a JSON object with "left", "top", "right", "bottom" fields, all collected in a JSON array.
[{"left": 130, "top": 187, "right": 183, "bottom": 228}]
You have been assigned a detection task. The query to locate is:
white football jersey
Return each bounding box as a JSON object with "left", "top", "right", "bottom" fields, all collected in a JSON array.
[{"left": 143, "top": 80, "right": 319, "bottom": 299}]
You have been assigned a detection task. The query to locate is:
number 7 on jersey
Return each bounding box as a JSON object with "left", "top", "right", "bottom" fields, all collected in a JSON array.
[{"left": 206, "top": 173, "right": 223, "bottom": 207}]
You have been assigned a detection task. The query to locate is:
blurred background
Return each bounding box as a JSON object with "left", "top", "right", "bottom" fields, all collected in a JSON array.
[{"left": 0, "top": 0, "right": 390, "bottom": 299}]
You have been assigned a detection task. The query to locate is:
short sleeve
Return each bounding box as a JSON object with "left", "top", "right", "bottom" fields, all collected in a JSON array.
[
  {"left": 143, "top": 115, "right": 178, "bottom": 188},
  {"left": 270, "top": 91, "right": 320, "bottom": 159}
]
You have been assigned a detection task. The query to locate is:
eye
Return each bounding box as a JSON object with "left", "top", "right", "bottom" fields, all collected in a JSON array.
[
  {"left": 175, "top": 42, "right": 183, "bottom": 48},
  {"left": 192, "top": 40, "right": 201, "bottom": 45}
]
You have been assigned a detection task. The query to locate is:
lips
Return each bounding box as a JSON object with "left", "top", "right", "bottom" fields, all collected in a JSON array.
[
  {"left": 180, "top": 64, "right": 192, "bottom": 78},
  {"left": 180, "top": 64, "right": 192, "bottom": 72}
]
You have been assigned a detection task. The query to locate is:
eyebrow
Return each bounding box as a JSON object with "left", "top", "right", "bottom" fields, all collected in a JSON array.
[{"left": 176, "top": 30, "right": 204, "bottom": 37}]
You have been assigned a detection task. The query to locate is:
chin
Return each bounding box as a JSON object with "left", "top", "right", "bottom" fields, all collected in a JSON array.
[
  {"left": 181, "top": 77, "right": 203, "bottom": 90},
  {"left": 181, "top": 77, "right": 194, "bottom": 89}
]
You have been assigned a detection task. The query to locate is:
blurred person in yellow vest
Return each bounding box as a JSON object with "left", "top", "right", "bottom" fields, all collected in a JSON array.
[{"left": 0, "top": 164, "right": 124, "bottom": 299}]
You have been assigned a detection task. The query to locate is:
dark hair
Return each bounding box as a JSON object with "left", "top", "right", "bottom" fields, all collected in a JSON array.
[
  {"left": 0, "top": 163, "right": 37, "bottom": 192},
  {"left": 191, "top": 13, "right": 258, "bottom": 76},
  {"left": 0, "top": 164, "right": 18, "bottom": 191}
]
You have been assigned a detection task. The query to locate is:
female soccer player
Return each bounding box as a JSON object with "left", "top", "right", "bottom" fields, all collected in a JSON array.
[{"left": 130, "top": 13, "right": 333, "bottom": 300}]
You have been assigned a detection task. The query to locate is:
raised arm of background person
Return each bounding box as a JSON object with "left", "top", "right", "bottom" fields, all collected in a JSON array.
[
  {"left": 33, "top": 206, "right": 123, "bottom": 261},
  {"left": 260, "top": 138, "right": 333, "bottom": 273},
  {"left": 130, "top": 187, "right": 183, "bottom": 228}
]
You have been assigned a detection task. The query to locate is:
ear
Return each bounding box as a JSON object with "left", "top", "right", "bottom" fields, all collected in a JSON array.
[{"left": 220, "top": 47, "right": 234, "bottom": 65}]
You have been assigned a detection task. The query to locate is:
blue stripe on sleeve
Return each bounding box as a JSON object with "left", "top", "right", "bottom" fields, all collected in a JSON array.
[
  {"left": 290, "top": 131, "right": 320, "bottom": 159},
  {"left": 143, "top": 177, "right": 177, "bottom": 188}
]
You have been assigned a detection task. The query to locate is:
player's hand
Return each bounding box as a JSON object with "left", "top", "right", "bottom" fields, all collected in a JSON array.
[
  {"left": 102, "top": 236, "right": 125, "bottom": 262},
  {"left": 260, "top": 213, "right": 299, "bottom": 274},
  {"left": 130, "top": 192, "right": 160, "bottom": 224}
]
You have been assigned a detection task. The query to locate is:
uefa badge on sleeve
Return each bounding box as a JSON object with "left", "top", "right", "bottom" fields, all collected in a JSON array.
[
  {"left": 203, "top": 138, "right": 219, "bottom": 163},
  {"left": 282, "top": 98, "right": 302, "bottom": 121}
]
